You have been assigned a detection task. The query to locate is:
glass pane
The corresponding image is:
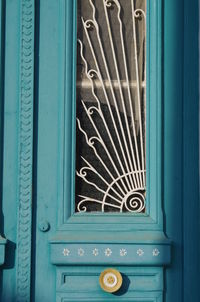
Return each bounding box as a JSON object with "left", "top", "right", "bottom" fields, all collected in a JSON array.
[{"left": 75, "top": 0, "right": 146, "bottom": 213}]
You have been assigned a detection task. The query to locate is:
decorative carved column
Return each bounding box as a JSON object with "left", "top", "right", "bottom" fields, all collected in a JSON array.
[{"left": 16, "top": 0, "right": 35, "bottom": 301}]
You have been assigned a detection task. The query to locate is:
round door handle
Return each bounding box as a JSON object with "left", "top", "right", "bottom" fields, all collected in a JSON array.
[
  {"left": 38, "top": 220, "right": 50, "bottom": 232},
  {"left": 99, "top": 268, "right": 122, "bottom": 293}
]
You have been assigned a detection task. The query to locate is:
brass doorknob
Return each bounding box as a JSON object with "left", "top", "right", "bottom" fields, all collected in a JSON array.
[{"left": 99, "top": 268, "right": 122, "bottom": 293}]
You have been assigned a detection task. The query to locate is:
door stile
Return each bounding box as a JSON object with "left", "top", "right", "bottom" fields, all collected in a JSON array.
[
  {"left": 183, "top": 0, "right": 200, "bottom": 300},
  {"left": 163, "top": 1, "right": 184, "bottom": 301},
  {"left": 0, "top": 0, "right": 6, "bottom": 267}
]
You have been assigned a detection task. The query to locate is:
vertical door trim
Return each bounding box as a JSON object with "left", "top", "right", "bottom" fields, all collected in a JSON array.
[
  {"left": 0, "top": 0, "right": 6, "bottom": 267},
  {"left": 16, "top": 0, "right": 35, "bottom": 300},
  {"left": 183, "top": 0, "right": 199, "bottom": 300}
]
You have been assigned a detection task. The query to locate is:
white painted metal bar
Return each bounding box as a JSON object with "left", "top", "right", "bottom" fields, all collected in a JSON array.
[
  {"left": 132, "top": 1, "right": 146, "bottom": 187},
  {"left": 104, "top": 0, "right": 142, "bottom": 188},
  {"left": 77, "top": 118, "right": 127, "bottom": 196},
  {"left": 78, "top": 40, "right": 131, "bottom": 194},
  {"left": 81, "top": 23, "right": 135, "bottom": 191}
]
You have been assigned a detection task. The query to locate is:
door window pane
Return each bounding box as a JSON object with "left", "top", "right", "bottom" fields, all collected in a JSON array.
[{"left": 76, "top": 0, "right": 146, "bottom": 213}]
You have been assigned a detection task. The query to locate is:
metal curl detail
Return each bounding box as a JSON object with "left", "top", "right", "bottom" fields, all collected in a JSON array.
[
  {"left": 104, "top": 0, "right": 114, "bottom": 8},
  {"left": 84, "top": 19, "right": 96, "bottom": 30},
  {"left": 123, "top": 192, "right": 145, "bottom": 213},
  {"left": 134, "top": 9, "right": 146, "bottom": 20},
  {"left": 77, "top": 197, "right": 88, "bottom": 212},
  {"left": 87, "top": 69, "right": 98, "bottom": 79},
  {"left": 87, "top": 105, "right": 100, "bottom": 116}
]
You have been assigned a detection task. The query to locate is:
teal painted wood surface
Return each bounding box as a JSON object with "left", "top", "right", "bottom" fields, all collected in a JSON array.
[
  {"left": 164, "top": 0, "right": 200, "bottom": 302},
  {"left": 56, "top": 266, "right": 163, "bottom": 301},
  {"left": 54, "top": 0, "right": 164, "bottom": 232},
  {"left": 0, "top": 0, "right": 6, "bottom": 267},
  {"left": 34, "top": 0, "right": 168, "bottom": 300},
  {"left": 50, "top": 243, "right": 171, "bottom": 266},
  {"left": 1, "top": 0, "right": 21, "bottom": 300},
  {"left": 15, "top": 1, "right": 35, "bottom": 301},
  {"left": 56, "top": 266, "right": 163, "bottom": 292},
  {"left": 183, "top": 0, "right": 199, "bottom": 300},
  {"left": 0, "top": 237, "right": 6, "bottom": 265},
  {"left": 34, "top": 0, "right": 61, "bottom": 300},
  {"left": 163, "top": 2, "right": 184, "bottom": 301},
  {"left": 0, "top": 0, "right": 199, "bottom": 301}
]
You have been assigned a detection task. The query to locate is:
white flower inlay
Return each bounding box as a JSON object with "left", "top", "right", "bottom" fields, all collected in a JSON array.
[
  {"left": 78, "top": 248, "right": 85, "bottom": 256},
  {"left": 153, "top": 248, "right": 160, "bottom": 257},
  {"left": 92, "top": 248, "right": 99, "bottom": 256},
  {"left": 104, "top": 248, "right": 112, "bottom": 257},
  {"left": 120, "top": 248, "right": 127, "bottom": 257},
  {"left": 137, "top": 249, "right": 144, "bottom": 256},
  {"left": 63, "top": 248, "right": 70, "bottom": 256}
]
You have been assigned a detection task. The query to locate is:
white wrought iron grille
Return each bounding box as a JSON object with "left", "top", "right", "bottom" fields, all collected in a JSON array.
[{"left": 75, "top": 0, "right": 146, "bottom": 213}]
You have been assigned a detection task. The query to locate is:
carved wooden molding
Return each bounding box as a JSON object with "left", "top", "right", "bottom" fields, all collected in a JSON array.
[
  {"left": 56, "top": 266, "right": 163, "bottom": 301},
  {"left": 16, "top": 0, "right": 34, "bottom": 300},
  {"left": 50, "top": 242, "right": 171, "bottom": 266}
]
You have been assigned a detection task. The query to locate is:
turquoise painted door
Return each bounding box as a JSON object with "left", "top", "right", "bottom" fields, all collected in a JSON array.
[{"left": 0, "top": 0, "right": 199, "bottom": 302}]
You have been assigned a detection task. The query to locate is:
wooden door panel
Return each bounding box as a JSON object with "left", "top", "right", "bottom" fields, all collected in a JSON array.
[{"left": 0, "top": 1, "right": 199, "bottom": 302}]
